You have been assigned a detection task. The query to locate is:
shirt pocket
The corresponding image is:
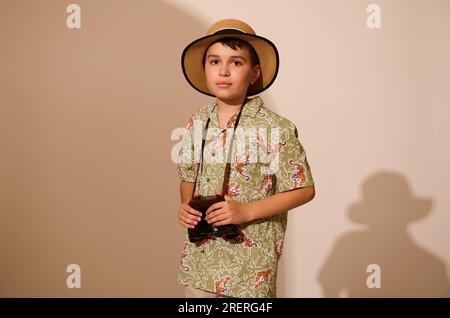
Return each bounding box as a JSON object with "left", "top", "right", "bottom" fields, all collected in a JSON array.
[{"left": 236, "top": 150, "right": 275, "bottom": 196}]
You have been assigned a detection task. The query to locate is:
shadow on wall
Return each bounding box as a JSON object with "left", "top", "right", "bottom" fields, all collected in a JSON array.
[
  {"left": 0, "top": 0, "right": 210, "bottom": 297},
  {"left": 0, "top": 0, "right": 280, "bottom": 297},
  {"left": 317, "top": 171, "right": 450, "bottom": 297}
]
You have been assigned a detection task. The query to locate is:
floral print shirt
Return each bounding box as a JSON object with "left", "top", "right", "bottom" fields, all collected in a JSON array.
[{"left": 176, "top": 96, "right": 314, "bottom": 297}]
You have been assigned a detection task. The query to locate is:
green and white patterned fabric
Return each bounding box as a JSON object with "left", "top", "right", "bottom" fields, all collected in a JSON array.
[{"left": 177, "top": 96, "right": 314, "bottom": 297}]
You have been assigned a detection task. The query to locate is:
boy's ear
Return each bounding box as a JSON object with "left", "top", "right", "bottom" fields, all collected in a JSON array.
[{"left": 250, "top": 65, "right": 261, "bottom": 85}]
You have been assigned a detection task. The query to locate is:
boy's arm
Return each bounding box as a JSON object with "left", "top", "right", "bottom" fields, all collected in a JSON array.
[
  {"left": 242, "top": 122, "right": 315, "bottom": 221},
  {"left": 180, "top": 181, "right": 195, "bottom": 204},
  {"left": 244, "top": 185, "right": 315, "bottom": 221}
]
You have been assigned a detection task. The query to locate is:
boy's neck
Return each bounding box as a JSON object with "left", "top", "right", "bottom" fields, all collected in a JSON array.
[{"left": 216, "top": 96, "right": 249, "bottom": 114}]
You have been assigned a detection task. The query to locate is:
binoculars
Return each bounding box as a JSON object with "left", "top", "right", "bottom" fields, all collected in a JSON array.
[{"left": 188, "top": 195, "right": 239, "bottom": 242}]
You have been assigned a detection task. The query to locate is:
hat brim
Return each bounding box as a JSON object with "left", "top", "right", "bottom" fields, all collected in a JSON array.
[
  {"left": 181, "top": 32, "right": 279, "bottom": 97},
  {"left": 348, "top": 198, "right": 432, "bottom": 225}
]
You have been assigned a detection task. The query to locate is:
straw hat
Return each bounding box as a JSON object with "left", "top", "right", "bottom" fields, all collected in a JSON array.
[{"left": 181, "top": 19, "right": 279, "bottom": 97}]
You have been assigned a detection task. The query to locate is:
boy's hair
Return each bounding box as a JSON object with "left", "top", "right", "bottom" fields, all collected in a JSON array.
[{"left": 202, "top": 37, "right": 260, "bottom": 68}]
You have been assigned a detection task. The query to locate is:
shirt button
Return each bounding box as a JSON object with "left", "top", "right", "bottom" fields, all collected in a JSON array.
[{"left": 206, "top": 177, "right": 210, "bottom": 182}]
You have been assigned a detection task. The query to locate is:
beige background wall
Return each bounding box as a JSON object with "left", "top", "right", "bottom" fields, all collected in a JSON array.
[{"left": 0, "top": 0, "right": 449, "bottom": 297}]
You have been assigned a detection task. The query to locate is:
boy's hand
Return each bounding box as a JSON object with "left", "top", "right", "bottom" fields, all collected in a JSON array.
[
  {"left": 178, "top": 191, "right": 202, "bottom": 229},
  {"left": 205, "top": 189, "right": 251, "bottom": 226}
]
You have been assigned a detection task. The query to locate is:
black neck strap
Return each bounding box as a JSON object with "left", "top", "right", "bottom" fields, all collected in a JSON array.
[{"left": 192, "top": 104, "right": 245, "bottom": 198}]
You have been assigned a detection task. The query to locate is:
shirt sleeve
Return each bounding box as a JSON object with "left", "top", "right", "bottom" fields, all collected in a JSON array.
[
  {"left": 273, "top": 122, "right": 314, "bottom": 193},
  {"left": 177, "top": 114, "right": 197, "bottom": 183}
]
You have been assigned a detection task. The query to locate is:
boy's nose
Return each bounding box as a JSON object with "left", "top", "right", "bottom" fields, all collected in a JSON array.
[{"left": 219, "top": 64, "right": 230, "bottom": 76}]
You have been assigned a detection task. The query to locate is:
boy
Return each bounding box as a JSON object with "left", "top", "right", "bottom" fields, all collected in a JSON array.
[{"left": 176, "top": 19, "right": 315, "bottom": 298}]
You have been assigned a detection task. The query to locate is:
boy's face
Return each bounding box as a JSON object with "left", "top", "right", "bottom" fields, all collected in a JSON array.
[{"left": 204, "top": 42, "right": 261, "bottom": 104}]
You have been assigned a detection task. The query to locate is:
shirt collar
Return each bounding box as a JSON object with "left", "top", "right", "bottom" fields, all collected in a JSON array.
[
  {"left": 208, "top": 96, "right": 263, "bottom": 124},
  {"left": 241, "top": 96, "right": 263, "bottom": 118}
]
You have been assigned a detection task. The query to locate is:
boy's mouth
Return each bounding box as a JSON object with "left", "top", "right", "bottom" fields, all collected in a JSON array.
[{"left": 216, "top": 82, "right": 232, "bottom": 88}]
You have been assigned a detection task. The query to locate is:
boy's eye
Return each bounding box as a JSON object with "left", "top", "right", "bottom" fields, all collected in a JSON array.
[
  {"left": 209, "top": 59, "right": 219, "bottom": 65},
  {"left": 232, "top": 60, "right": 242, "bottom": 66}
]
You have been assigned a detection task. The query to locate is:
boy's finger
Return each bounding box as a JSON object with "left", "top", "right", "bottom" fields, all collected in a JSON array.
[
  {"left": 207, "top": 211, "right": 226, "bottom": 224},
  {"left": 205, "top": 201, "right": 224, "bottom": 215},
  {"left": 179, "top": 219, "right": 193, "bottom": 229},
  {"left": 187, "top": 206, "right": 202, "bottom": 217},
  {"left": 182, "top": 221, "right": 194, "bottom": 229},
  {"left": 184, "top": 204, "right": 202, "bottom": 216},
  {"left": 183, "top": 212, "right": 200, "bottom": 222},
  {"left": 183, "top": 208, "right": 201, "bottom": 220},
  {"left": 205, "top": 207, "right": 225, "bottom": 223},
  {"left": 180, "top": 216, "right": 195, "bottom": 229},
  {"left": 211, "top": 220, "right": 227, "bottom": 227},
  {"left": 193, "top": 191, "right": 200, "bottom": 198},
  {"left": 180, "top": 214, "right": 198, "bottom": 225}
]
